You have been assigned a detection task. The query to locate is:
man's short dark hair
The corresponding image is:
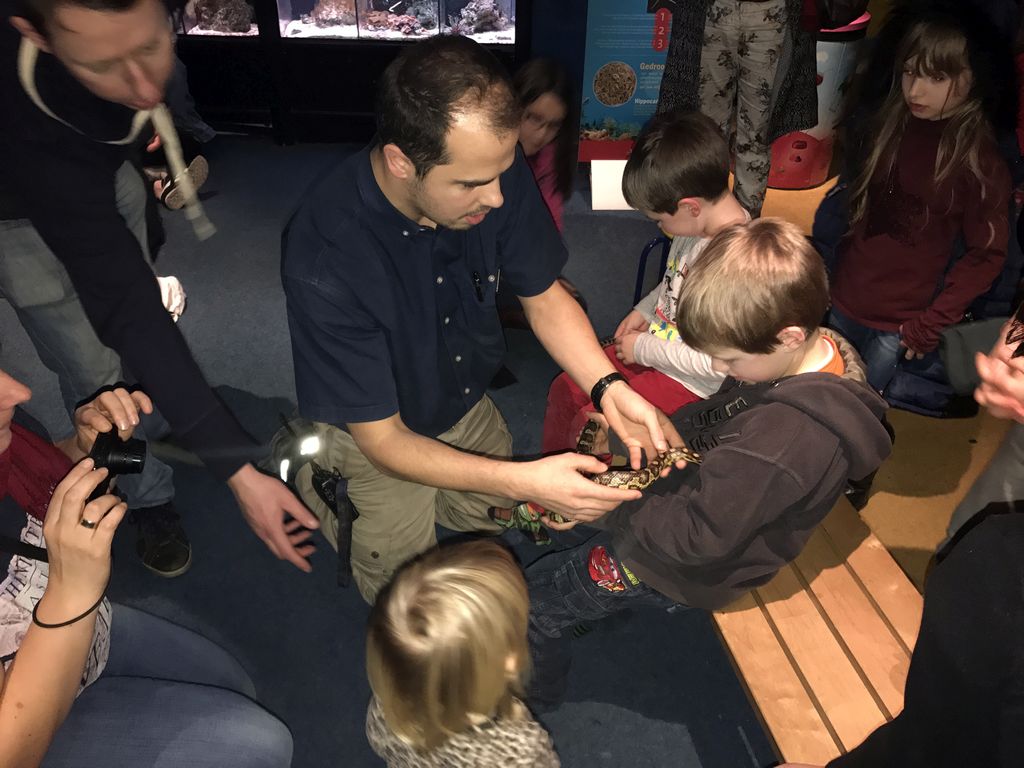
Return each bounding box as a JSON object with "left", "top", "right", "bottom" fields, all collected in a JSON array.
[
  {"left": 376, "top": 35, "right": 521, "bottom": 178},
  {"left": 622, "top": 109, "right": 730, "bottom": 214},
  {"left": 14, "top": 0, "right": 146, "bottom": 34}
]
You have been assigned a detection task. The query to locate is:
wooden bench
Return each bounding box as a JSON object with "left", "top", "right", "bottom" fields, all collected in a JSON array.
[{"left": 712, "top": 499, "right": 924, "bottom": 764}]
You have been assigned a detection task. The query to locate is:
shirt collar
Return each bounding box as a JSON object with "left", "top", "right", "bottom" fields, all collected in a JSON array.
[{"left": 356, "top": 143, "right": 433, "bottom": 235}]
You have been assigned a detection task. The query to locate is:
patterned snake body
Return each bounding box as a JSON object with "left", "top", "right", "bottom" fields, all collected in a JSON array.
[{"left": 488, "top": 420, "right": 703, "bottom": 537}]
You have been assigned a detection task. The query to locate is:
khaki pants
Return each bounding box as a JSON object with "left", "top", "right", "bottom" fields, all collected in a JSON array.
[{"left": 295, "top": 396, "right": 515, "bottom": 603}]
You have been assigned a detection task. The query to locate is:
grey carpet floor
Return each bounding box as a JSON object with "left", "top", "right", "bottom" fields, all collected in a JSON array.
[{"left": 0, "top": 136, "right": 775, "bottom": 768}]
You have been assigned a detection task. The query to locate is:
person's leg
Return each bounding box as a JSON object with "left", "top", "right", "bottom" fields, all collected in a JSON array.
[
  {"left": 0, "top": 219, "right": 121, "bottom": 428},
  {"left": 945, "top": 423, "right": 1024, "bottom": 543},
  {"left": 434, "top": 396, "right": 517, "bottom": 531},
  {"left": 525, "top": 534, "right": 677, "bottom": 708},
  {"left": 165, "top": 54, "right": 217, "bottom": 144},
  {"left": 697, "top": 1, "right": 740, "bottom": 157},
  {"left": 45, "top": 603, "right": 290, "bottom": 768},
  {"left": 732, "top": 0, "right": 788, "bottom": 216},
  {"left": 102, "top": 604, "right": 256, "bottom": 696},
  {"left": 44, "top": 681, "right": 291, "bottom": 768},
  {"left": 0, "top": 220, "right": 187, "bottom": 574},
  {"left": 293, "top": 422, "right": 439, "bottom": 603},
  {"left": 828, "top": 307, "right": 902, "bottom": 392},
  {"left": 114, "top": 160, "right": 153, "bottom": 264}
]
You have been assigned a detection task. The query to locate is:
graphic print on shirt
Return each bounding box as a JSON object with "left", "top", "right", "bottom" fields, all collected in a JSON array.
[{"left": 649, "top": 236, "right": 708, "bottom": 341}]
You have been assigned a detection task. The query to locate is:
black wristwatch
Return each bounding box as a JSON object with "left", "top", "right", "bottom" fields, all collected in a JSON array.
[{"left": 590, "top": 372, "right": 627, "bottom": 413}]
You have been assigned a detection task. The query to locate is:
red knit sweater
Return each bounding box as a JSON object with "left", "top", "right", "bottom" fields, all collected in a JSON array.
[{"left": 832, "top": 116, "right": 1010, "bottom": 353}]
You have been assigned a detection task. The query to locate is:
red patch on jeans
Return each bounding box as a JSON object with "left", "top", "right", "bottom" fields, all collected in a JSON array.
[{"left": 588, "top": 545, "right": 626, "bottom": 592}]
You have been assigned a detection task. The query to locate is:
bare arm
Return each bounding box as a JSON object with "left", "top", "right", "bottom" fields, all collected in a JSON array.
[
  {"left": 348, "top": 414, "right": 641, "bottom": 518},
  {"left": 0, "top": 463, "right": 126, "bottom": 768},
  {"left": 522, "top": 281, "right": 683, "bottom": 466}
]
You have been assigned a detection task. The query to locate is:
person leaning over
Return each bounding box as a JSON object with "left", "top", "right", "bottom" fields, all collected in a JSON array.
[{"left": 282, "top": 36, "right": 680, "bottom": 602}]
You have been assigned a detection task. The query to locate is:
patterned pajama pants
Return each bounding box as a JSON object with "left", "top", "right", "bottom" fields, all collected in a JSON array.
[{"left": 698, "top": 0, "right": 788, "bottom": 217}]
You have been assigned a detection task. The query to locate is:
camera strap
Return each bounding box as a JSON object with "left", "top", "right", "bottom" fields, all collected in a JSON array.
[{"left": 0, "top": 533, "right": 48, "bottom": 563}]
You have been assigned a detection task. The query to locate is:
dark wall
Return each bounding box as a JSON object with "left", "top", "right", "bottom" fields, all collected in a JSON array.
[{"left": 527, "top": 0, "right": 587, "bottom": 92}]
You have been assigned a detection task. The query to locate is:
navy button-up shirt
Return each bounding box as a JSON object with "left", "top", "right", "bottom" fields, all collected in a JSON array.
[{"left": 282, "top": 145, "right": 567, "bottom": 437}]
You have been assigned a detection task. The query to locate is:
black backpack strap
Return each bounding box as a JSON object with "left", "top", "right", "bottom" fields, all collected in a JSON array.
[{"left": 0, "top": 533, "right": 48, "bottom": 563}]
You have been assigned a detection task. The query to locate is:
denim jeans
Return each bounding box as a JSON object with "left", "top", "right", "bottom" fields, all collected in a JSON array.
[
  {"left": 43, "top": 604, "right": 293, "bottom": 768},
  {"left": 525, "top": 532, "right": 678, "bottom": 707},
  {"left": 828, "top": 306, "right": 903, "bottom": 393},
  {"left": 0, "top": 163, "right": 174, "bottom": 508}
]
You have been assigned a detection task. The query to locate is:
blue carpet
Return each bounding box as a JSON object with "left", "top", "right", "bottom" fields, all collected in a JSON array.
[{"left": 0, "top": 136, "right": 776, "bottom": 768}]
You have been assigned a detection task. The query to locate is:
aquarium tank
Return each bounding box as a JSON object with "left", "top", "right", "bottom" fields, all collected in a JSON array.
[
  {"left": 278, "top": 0, "right": 358, "bottom": 38},
  {"left": 441, "top": 0, "right": 514, "bottom": 45},
  {"left": 355, "top": 1, "right": 440, "bottom": 40},
  {"left": 178, "top": 0, "right": 258, "bottom": 35}
]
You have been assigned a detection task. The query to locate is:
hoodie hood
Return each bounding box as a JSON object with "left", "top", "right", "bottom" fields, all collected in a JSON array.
[{"left": 760, "top": 368, "right": 891, "bottom": 482}]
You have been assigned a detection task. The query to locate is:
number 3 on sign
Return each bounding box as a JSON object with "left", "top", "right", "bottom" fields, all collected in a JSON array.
[{"left": 651, "top": 7, "right": 671, "bottom": 51}]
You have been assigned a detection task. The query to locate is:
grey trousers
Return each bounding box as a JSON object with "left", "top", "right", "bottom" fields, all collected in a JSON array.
[
  {"left": 945, "top": 423, "right": 1024, "bottom": 542},
  {"left": 0, "top": 162, "right": 174, "bottom": 508}
]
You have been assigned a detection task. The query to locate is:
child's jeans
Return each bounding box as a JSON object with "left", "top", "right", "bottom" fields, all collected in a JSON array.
[
  {"left": 827, "top": 306, "right": 902, "bottom": 393},
  {"left": 525, "top": 531, "right": 679, "bottom": 708}
]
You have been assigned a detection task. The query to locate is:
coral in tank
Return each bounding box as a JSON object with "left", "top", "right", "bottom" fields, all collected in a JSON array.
[
  {"left": 405, "top": 0, "right": 438, "bottom": 29},
  {"left": 365, "top": 10, "right": 423, "bottom": 34},
  {"left": 458, "top": 0, "right": 508, "bottom": 32},
  {"left": 193, "top": 0, "right": 254, "bottom": 33},
  {"left": 310, "top": 0, "right": 356, "bottom": 26}
]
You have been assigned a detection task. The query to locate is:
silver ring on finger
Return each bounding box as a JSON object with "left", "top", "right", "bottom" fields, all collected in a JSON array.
[{"left": 80, "top": 518, "right": 98, "bottom": 529}]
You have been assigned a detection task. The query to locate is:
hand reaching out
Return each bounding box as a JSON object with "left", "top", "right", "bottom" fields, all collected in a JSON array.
[
  {"left": 515, "top": 452, "right": 642, "bottom": 526},
  {"left": 228, "top": 463, "right": 320, "bottom": 573}
]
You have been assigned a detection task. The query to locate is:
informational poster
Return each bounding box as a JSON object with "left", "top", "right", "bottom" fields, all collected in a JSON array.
[{"left": 578, "top": 0, "right": 672, "bottom": 161}]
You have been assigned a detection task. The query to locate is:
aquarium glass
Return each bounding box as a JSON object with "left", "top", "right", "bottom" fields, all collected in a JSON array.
[
  {"left": 440, "top": 0, "right": 514, "bottom": 45},
  {"left": 278, "top": 0, "right": 359, "bottom": 38},
  {"left": 356, "top": 1, "right": 440, "bottom": 40},
  {"left": 177, "top": 0, "right": 259, "bottom": 36}
]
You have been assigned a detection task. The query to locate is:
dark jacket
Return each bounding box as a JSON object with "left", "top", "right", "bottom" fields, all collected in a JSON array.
[
  {"left": 828, "top": 503, "right": 1024, "bottom": 767},
  {"left": 603, "top": 338, "right": 891, "bottom": 610},
  {"left": 0, "top": 12, "right": 256, "bottom": 479}
]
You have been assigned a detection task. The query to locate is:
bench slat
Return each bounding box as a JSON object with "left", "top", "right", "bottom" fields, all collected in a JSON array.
[
  {"left": 756, "top": 564, "right": 889, "bottom": 751},
  {"left": 713, "top": 591, "right": 840, "bottom": 764},
  {"left": 820, "top": 501, "right": 924, "bottom": 652},
  {"left": 792, "top": 526, "right": 913, "bottom": 718}
]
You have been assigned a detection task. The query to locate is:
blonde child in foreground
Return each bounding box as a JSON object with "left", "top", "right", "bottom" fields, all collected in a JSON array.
[{"left": 365, "top": 541, "right": 559, "bottom": 767}]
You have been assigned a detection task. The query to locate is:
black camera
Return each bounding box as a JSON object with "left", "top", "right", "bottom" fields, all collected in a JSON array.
[{"left": 87, "top": 429, "right": 146, "bottom": 501}]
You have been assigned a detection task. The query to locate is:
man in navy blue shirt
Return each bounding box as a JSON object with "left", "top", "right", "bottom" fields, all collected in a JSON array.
[{"left": 282, "top": 37, "right": 677, "bottom": 601}]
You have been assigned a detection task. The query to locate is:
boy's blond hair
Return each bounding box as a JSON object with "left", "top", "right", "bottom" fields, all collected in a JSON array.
[
  {"left": 366, "top": 541, "right": 530, "bottom": 750},
  {"left": 677, "top": 218, "right": 829, "bottom": 354}
]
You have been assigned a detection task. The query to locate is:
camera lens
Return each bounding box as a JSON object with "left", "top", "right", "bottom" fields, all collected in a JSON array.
[{"left": 89, "top": 429, "right": 147, "bottom": 476}]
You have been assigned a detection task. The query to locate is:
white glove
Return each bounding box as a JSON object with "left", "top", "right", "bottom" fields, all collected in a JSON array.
[{"left": 157, "top": 275, "right": 187, "bottom": 322}]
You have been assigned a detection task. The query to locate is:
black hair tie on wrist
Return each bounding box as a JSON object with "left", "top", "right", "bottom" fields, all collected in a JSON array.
[
  {"left": 590, "top": 372, "right": 627, "bottom": 413},
  {"left": 31, "top": 589, "right": 106, "bottom": 630}
]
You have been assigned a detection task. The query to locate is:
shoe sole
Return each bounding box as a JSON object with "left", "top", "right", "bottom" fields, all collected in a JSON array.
[
  {"left": 163, "top": 155, "right": 209, "bottom": 211},
  {"left": 141, "top": 549, "right": 193, "bottom": 579}
]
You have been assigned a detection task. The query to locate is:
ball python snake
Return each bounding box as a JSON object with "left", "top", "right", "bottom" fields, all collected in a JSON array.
[{"left": 488, "top": 419, "right": 702, "bottom": 541}]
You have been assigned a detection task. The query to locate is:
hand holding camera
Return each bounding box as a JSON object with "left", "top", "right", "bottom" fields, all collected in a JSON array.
[{"left": 73, "top": 387, "right": 154, "bottom": 458}]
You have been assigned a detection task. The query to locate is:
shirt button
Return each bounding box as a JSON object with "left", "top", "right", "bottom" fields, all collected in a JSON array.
[
  {"left": 488, "top": 274, "right": 495, "bottom": 283},
  {"left": 464, "top": 388, "right": 470, "bottom": 395},
  {"left": 444, "top": 316, "right": 450, "bottom": 325},
  {"left": 402, "top": 230, "right": 409, "bottom": 237},
  {"left": 455, "top": 355, "right": 462, "bottom": 363},
  {"left": 436, "top": 276, "right": 443, "bottom": 285}
]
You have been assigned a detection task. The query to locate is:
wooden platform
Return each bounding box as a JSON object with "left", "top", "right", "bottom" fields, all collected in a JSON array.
[{"left": 712, "top": 499, "right": 924, "bottom": 764}]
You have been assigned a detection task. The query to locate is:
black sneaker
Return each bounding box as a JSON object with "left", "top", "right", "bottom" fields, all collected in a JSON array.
[{"left": 130, "top": 503, "right": 192, "bottom": 578}]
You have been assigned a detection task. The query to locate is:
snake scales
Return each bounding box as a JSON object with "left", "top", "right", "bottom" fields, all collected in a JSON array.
[{"left": 488, "top": 419, "right": 702, "bottom": 540}]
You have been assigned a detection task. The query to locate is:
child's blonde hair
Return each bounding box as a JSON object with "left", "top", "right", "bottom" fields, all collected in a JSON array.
[
  {"left": 366, "top": 541, "right": 530, "bottom": 750},
  {"left": 849, "top": 17, "right": 993, "bottom": 226},
  {"left": 676, "top": 218, "right": 829, "bottom": 354}
]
